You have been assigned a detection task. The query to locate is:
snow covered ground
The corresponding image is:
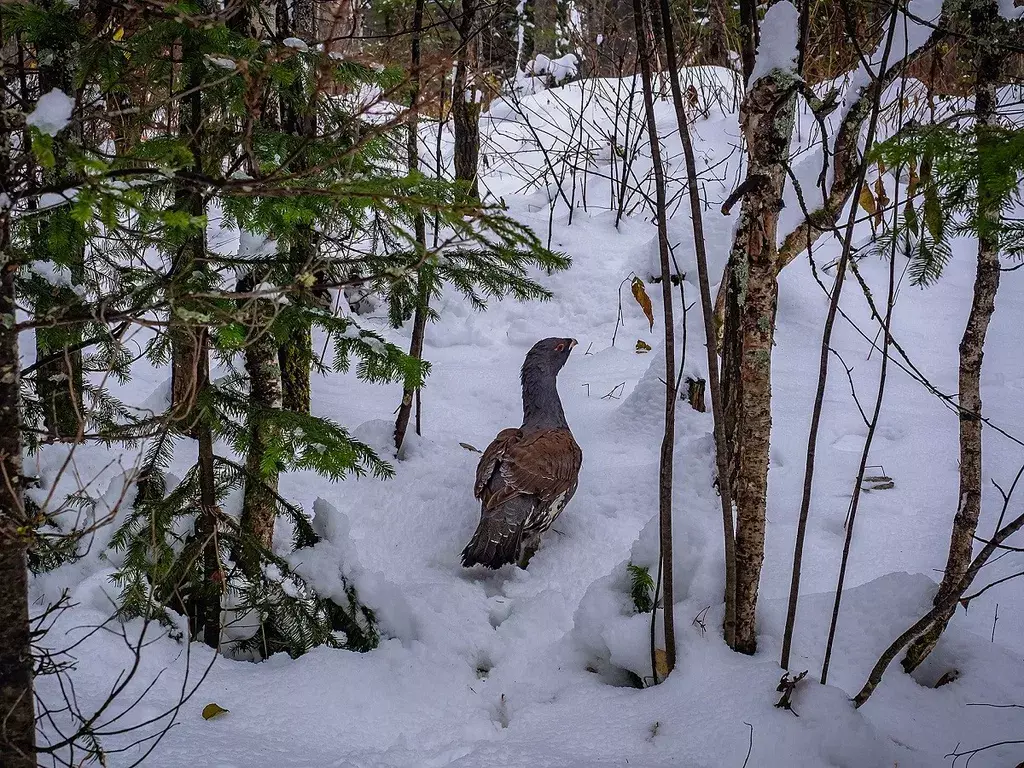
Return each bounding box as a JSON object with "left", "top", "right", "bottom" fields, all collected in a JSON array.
[{"left": 27, "top": 67, "right": 1024, "bottom": 767}]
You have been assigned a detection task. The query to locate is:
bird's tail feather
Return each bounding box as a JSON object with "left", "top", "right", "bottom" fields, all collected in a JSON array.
[{"left": 461, "top": 501, "right": 530, "bottom": 569}]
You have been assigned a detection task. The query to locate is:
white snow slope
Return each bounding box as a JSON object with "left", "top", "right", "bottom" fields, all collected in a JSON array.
[{"left": 28, "top": 66, "right": 1024, "bottom": 768}]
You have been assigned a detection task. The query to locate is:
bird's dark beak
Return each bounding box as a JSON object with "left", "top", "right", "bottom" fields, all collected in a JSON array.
[{"left": 568, "top": 338, "right": 578, "bottom": 350}]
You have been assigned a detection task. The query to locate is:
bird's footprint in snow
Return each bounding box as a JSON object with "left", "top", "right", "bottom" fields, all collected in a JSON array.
[
  {"left": 475, "top": 651, "right": 494, "bottom": 679},
  {"left": 488, "top": 596, "right": 513, "bottom": 629}
]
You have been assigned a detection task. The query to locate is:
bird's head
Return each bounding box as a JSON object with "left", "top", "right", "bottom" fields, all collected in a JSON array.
[{"left": 523, "top": 337, "right": 578, "bottom": 378}]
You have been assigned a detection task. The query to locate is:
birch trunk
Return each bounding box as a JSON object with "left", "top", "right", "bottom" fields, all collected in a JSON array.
[
  {"left": 902, "top": 0, "right": 1002, "bottom": 671},
  {"left": 722, "top": 68, "right": 797, "bottom": 655}
]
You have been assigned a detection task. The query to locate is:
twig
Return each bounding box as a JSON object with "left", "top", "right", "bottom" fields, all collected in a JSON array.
[{"left": 741, "top": 722, "right": 754, "bottom": 768}]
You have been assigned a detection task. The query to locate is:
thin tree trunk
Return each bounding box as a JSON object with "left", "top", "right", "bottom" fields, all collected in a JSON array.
[
  {"left": 655, "top": 0, "right": 737, "bottom": 647},
  {"left": 737, "top": 0, "right": 757, "bottom": 84},
  {"left": 192, "top": 328, "right": 221, "bottom": 649},
  {"left": 0, "top": 212, "right": 35, "bottom": 768},
  {"left": 36, "top": 335, "right": 83, "bottom": 440},
  {"left": 821, "top": 184, "right": 898, "bottom": 686},
  {"left": 33, "top": 24, "right": 85, "bottom": 442},
  {"left": 278, "top": 240, "right": 314, "bottom": 415},
  {"left": 395, "top": 0, "right": 429, "bottom": 454},
  {"left": 722, "top": 63, "right": 797, "bottom": 655},
  {"left": 238, "top": 279, "right": 283, "bottom": 577},
  {"left": 518, "top": 0, "right": 536, "bottom": 71},
  {"left": 633, "top": 0, "right": 676, "bottom": 675},
  {"left": 278, "top": 0, "right": 318, "bottom": 415},
  {"left": 453, "top": 0, "right": 481, "bottom": 200},
  {"left": 704, "top": 0, "right": 730, "bottom": 67},
  {"left": 902, "top": 0, "right": 1002, "bottom": 672},
  {"left": 170, "top": 29, "right": 205, "bottom": 428}
]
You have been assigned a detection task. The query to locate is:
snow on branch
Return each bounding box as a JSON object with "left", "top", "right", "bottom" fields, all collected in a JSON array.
[
  {"left": 749, "top": 1, "right": 800, "bottom": 86},
  {"left": 26, "top": 89, "right": 74, "bottom": 136}
]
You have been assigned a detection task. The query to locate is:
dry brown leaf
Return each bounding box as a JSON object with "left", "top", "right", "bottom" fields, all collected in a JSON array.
[
  {"left": 631, "top": 276, "right": 654, "bottom": 332},
  {"left": 202, "top": 703, "right": 229, "bottom": 720},
  {"left": 858, "top": 185, "right": 877, "bottom": 218}
]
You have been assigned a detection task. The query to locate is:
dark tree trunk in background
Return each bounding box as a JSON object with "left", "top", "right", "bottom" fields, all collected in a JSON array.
[
  {"left": 902, "top": 0, "right": 1003, "bottom": 673},
  {"left": 278, "top": 233, "right": 315, "bottom": 415},
  {"left": 704, "top": 0, "right": 730, "bottom": 67},
  {"left": 481, "top": 0, "right": 522, "bottom": 78},
  {"left": 453, "top": 0, "right": 481, "bottom": 200},
  {"left": 278, "top": 0, "right": 318, "bottom": 415},
  {"left": 737, "top": 0, "right": 757, "bottom": 83},
  {"left": 34, "top": 40, "right": 85, "bottom": 442},
  {"left": 36, "top": 329, "right": 83, "bottom": 440},
  {"left": 721, "top": 65, "right": 797, "bottom": 654},
  {"left": 0, "top": 213, "right": 35, "bottom": 767},
  {"left": 531, "top": 0, "right": 572, "bottom": 58},
  {"left": 395, "top": 0, "right": 430, "bottom": 454},
  {"left": 192, "top": 328, "right": 221, "bottom": 649},
  {"left": 518, "top": 0, "right": 537, "bottom": 71},
  {"left": 170, "top": 29, "right": 206, "bottom": 428}
]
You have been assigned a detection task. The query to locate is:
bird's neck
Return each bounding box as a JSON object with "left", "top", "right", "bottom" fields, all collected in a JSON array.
[{"left": 521, "top": 366, "right": 568, "bottom": 429}]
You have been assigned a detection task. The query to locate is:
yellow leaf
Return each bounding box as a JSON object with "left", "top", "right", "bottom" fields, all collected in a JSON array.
[
  {"left": 631, "top": 276, "right": 654, "bottom": 332},
  {"left": 654, "top": 648, "right": 670, "bottom": 679},
  {"left": 113, "top": 26, "right": 125, "bottom": 41},
  {"left": 202, "top": 703, "right": 229, "bottom": 720},
  {"left": 858, "top": 185, "right": 877, "bottom": 218},
  {"left": 907, "top": 161, "right": 919, "bottom": 197},
  {"left": 635, "top": 339, "right": 652, "bottom": 353}
]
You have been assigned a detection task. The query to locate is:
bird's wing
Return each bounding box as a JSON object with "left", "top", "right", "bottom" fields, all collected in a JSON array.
[
  {"left": 474, "top": 428, "right": 522, "bottom": 501},
  {"left": 486, "top": 429, "right": 583, "bottom": 510}
]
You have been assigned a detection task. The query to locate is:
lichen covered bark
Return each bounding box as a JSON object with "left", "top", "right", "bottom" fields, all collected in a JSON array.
[{"left": 722, "top": 68, "right": 797, "bottom": 655}]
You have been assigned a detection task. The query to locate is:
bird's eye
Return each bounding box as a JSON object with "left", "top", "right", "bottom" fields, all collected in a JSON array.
[{"left": 554, "top": 342, "right": 565, "bottom": 352}]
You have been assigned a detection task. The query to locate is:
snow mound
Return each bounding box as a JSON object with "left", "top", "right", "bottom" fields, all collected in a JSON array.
[{"left": 289, "top": 498, "right": 418, "bottom": 643}]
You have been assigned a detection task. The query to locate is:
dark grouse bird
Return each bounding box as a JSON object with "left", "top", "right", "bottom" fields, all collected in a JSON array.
[{"left": 461, "top": 338, "right": 583, "bottom": 569}]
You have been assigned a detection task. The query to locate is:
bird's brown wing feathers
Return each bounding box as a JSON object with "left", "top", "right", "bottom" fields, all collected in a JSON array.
[
  {"left": 474, "top": 428, "right": 522, "bottom": 501},
  {"left": 486, "top": 429, "right": 582, "bottom": 510}
]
